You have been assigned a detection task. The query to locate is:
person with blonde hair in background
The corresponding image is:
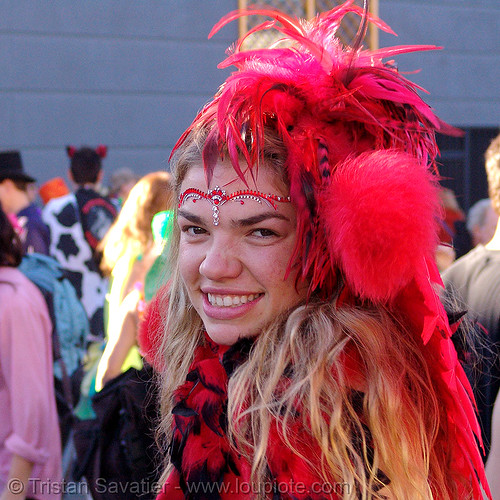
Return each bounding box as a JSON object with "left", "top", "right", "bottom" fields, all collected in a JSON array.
[
  {"left": 140, "top": 3, "right": 490, "bottom": 499},
  {"left": 95, "top": 171, "right": 173, "bottom": 391},
  {"left": 72, "top": 172, "right": 172, "bottom": 500}
]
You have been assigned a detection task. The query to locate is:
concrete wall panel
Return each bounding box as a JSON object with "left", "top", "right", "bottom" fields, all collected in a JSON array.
[
  {"left": 0, "top": 1, "right": 237, "bottom": 183},
  {"left": 380, "top": 1, "right": 500, "bottom": 126},
  {"left": 0, "top": 0, "right": 498, "bottom": 185}
]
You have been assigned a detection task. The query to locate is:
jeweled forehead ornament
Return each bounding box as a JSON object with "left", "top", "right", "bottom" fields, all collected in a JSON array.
[{"left": 178, "top": 186, "right": 291, "bottom": 225}]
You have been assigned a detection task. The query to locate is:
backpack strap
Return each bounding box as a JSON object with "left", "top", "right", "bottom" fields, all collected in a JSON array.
[
  {"left": 39, "top": 286, "right": 74, "bottom": 411},
  {"left": 74, "top": 188, "right": 116, "bottom": 251}
]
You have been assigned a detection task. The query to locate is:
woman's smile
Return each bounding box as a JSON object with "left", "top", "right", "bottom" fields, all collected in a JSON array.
[
  {"left": 202, "top": 291, "right": 264, "bottom": 321},
  {"left": 205, "top": 292, "right": 264, "bottom": 307}
]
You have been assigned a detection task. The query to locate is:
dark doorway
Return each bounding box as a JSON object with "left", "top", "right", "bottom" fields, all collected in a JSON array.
[
  {"left": 437, "top": 127, "right": 500, "bottom": 213},
  {"left": 437, "top": 127, "right": 499, "bottom": 258}
]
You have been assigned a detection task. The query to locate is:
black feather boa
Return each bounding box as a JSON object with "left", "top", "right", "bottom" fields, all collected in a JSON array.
[
  {"left": 157, "top": 334, "right": 384, "bottom": 500},
  {"left": 164, "top": 336, "right": 253, "bottom": 499}
]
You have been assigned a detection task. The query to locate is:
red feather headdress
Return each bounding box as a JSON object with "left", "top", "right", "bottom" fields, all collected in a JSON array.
[
  {"left": 173, "top": 1, "right": 458, "bottom": 301},
  {"left": 168, "top": 2, "right": 490, "bottom": 498}
]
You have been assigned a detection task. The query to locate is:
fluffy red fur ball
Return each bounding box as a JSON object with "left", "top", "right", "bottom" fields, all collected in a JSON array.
[{"left": 322, "top": 150, "right": 440, "bottom": 303}]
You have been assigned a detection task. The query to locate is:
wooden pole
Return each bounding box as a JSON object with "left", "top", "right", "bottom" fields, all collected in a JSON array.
[
  {"left": 368, "top": 0, "right": 379, "bottom": 49},
  {"left": 305, "top": 0, "right": 315, "bottom": 19},
  {"left": 238, "top": 0, "right": 248, "bottom": 38}
]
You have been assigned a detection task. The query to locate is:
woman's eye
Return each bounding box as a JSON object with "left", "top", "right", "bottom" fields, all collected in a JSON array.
[
  {"left": 182, "top": 226, "right": 207, "bottom": 236},
  {"left": 251, "top": 228, "right": 278, "bottom": 238}
]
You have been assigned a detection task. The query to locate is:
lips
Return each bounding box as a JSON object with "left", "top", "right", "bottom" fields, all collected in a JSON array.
[{"left": 202, "top": 291, "right": 263, "bottom": 320}]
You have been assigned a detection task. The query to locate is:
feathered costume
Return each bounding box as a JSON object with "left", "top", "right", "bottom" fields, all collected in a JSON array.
[{"left": 146, "top": 2, "right": 491, "bottom": 498}]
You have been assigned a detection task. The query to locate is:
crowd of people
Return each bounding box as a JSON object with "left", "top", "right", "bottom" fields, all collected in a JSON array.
[
  {"left": 0, "top": 1, "right": 499, "bottom": 499},
  {"left": 0, "top": 144, "right": 173, "bottom": 499}
]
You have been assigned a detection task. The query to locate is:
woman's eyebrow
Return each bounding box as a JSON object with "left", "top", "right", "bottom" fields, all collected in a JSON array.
[
  {"left": 233, "top": 212, "right": 290, "bottom": 227},
  {"left": 177, "top": 209, "right": 206, "bottom": 225}
]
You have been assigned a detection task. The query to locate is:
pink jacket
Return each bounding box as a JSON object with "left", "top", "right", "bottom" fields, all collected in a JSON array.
[{"left": 0, "top": 267, "right": 62, "bottom": 500}]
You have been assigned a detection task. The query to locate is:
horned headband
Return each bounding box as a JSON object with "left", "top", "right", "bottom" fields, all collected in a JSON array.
[{"left": 66, "top": 145, "right": 107, "bottom": 159}]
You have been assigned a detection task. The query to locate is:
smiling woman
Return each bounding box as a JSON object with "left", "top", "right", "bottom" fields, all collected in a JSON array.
[
  {"left": 177, "top": 161, "right": 306, "bottom": 346},
  {"left": 144, "top": 2, "right": 491, "bottom": 499}
]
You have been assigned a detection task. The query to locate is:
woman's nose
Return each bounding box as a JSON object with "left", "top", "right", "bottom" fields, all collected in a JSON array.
[{"left": 199, "top": 237, "right": 243, "bottom": 281}]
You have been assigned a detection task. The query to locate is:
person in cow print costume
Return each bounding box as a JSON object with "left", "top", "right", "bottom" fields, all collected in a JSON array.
[{"left": 43, "top": 145, "right": 117, "bottom": 339}]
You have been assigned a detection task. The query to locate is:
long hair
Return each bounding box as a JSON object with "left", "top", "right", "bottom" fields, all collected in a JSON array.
[
  {"left": 157, "top": 123, "right": 467, "bottom": 499},
  {"left": 99, "top": 171, "right": 174, "bottom": 276},
  {"left": 0, "top": 206, "right": 22, "bottom": 267},
  {"left": 227, "top": 303, "right": 460, "bottom": 500}
]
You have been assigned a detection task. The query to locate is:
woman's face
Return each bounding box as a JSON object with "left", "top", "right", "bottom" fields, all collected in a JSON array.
[{"left": 177, "top": 160, "right": 307, "bottom": 345}]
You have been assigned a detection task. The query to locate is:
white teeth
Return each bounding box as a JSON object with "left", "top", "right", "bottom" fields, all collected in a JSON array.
[{"left": 207, "top": 293, "right": 260, "bottom": 307}]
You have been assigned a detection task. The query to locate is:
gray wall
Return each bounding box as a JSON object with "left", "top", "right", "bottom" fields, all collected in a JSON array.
[
  {"left": 379, "top": 0, "right": 500, "bottom": 128},
  {"left": 0, "top": 0, "right": 238, "bottom": 185},
  {"left": 1, "top": 0, "right": 498, "bottom": 186}
]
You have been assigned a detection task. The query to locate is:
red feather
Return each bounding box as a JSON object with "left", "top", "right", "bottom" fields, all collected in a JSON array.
[{"left": 209, "top": 8, "right": 306, "bottom": 41}]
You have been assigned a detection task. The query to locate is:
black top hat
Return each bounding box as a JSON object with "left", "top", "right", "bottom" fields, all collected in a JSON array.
[{"left": 0, "top": 151, "right": 35, "bottom": 183}]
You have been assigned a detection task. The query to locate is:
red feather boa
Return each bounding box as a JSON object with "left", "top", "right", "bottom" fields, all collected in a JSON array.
[
  {"left": 157, "top": 335, "right": 356, "bottom": 500},
  {"left": 142, "top": 299, "right": 489, "bottom": 499}
]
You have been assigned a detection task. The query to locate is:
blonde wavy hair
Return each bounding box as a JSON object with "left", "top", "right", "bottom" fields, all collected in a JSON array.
[
  {"left": 156, "top": 123, "right": 470, "bottom": 499},
  {"left": 99, "top": 171, "right": 174, "bottom": 276}
]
